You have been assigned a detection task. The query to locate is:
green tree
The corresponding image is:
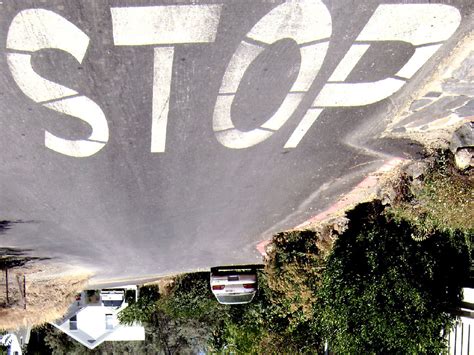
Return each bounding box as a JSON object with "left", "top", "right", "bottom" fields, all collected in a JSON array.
[
  {"left": 156, "top": 272, "right": 221, "bottom": 321},
  {"left": 260, "top": 230, "right": 329, "bottom": 353},
  {"left": 318, "top": 202, "right": 470, "bottom": 354},
  {"left": 118, "top": 286, "right": 159, "bottom": 325},
  {"left": 119, "top": 281, "right": 214, "bottom": 354}
]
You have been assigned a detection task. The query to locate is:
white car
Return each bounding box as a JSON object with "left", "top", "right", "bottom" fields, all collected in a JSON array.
[{"left": 210, "top": 267, "right": 258, "bottom": 305}]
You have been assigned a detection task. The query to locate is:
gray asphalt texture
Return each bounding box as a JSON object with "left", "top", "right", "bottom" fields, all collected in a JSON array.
[{"left": 1, "top": 1, "right": 473, "bottom": 280}]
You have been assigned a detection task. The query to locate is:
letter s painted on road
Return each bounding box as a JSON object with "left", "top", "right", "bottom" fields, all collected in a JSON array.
[
  {"left": 4, "top": 3, "right": 463, "bottom": 157},
  {"left": 6, "top": 9, "right": 109, "bottom": 158}
]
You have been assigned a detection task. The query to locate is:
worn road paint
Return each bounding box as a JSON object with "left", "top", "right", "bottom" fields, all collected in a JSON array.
[
  {"left": 151, "top": 47, "right": 174, "bottom": 153},
  {"left": 284, "top": 108, "right": 323, "bottom": 148},
  {"left": 4, "top": 2, "right": 462, "bottom": 157},
  {"left": 295, "top": 4, "right": 462, "bottom": 145},
  {"left": 43, "top": 96, "right": 109, "bottom": 157},
  {"left": 328, "top": 44, "right": 370, "bottom": 82},
  {"left": 213, "top": 0, "right": 332, "bottom": 149},
  {"left": 6, "top": 9, "right": 108, "bottom": 158},
  {"left": 111, "top": 5, "right": 222, "bottom": 153},
  {"left": 111, "top": 5, "right": 222, "bottom": 45}
]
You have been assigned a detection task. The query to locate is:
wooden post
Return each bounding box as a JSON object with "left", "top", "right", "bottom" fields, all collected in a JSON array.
[
  {"left": 23, "top": 275, "right": 26, "bottom": 309},
  {"left": 5, "top": 268, "right": 9, "bottom": 304}
]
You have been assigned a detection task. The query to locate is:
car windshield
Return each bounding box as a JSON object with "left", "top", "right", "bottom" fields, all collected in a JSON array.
[{"left": 216, "top": 294, "right": 254, "bottom": 304}]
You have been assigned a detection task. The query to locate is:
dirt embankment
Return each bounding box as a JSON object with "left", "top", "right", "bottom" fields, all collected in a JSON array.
[{"left": 0, "top": 260, "right": 91, "bottom": 331}]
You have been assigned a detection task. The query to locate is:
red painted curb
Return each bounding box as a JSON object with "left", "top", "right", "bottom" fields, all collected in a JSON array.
[
  {"left": 255, "top": 157, "right": 406, "bottom": 257},
  {"left": 256, "top": 239, "right": 272, "bottom": 258}
]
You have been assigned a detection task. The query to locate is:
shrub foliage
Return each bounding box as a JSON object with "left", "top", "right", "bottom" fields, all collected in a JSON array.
[
  {"left": 318, "top": 202, "right": 470, "bottom": 353},
  {"left": 36, "top": 152, "right": 472, "bottom": 353}
]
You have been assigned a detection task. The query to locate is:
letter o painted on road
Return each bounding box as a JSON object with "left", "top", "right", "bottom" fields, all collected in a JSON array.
[{"left": 212, "top": 0, "right": 332, "bottom": 149}]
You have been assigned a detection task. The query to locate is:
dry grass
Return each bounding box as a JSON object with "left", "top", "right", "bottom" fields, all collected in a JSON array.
[
  {"left": 145, "top": 277, "right": 176, "bottom": 297},
  {"left": 389, "top": 152, "right": 473, "bottom": 238},
  {"left": 264, "top": 230, "right": 329, "bottom": 326},
  {"left": 0, "top": 262, "right": 91, "bottom": 331}
]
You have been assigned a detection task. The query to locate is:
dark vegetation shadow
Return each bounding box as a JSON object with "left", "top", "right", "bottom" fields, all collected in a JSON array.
[
  {"left": 341, "top": 201, "right": 470, "bottom": 306},
  {"left": 0, "top": 220, "right": 50, "bottom": 269},
  {"left": 319, "top": 201, "right": 471, "bottom": 353}
]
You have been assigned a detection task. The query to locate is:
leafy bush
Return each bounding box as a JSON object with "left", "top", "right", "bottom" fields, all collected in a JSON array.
[
  {"left": 318, "top": 202, "right": 470, "bottom": 354},
  {"left": 156, "top": 272, "right": 222, "bottom": 321},
  {"left": 125, "top": 289, "right": 136, "bottom": 304},
  {"left": 113, "top": 198, "right": 474, "bottom": 354},
  {"left": 263, "top": 231, "right": 326, "bottom": 352},
  {"left": 266, "top": 230, "right": 324, "bottom": 318},
  {"left": 118, "top": 286, "right": 159, "bottom": 325},
  {"left": 207, "top": 272, "right": 320, "bottom": 354}
]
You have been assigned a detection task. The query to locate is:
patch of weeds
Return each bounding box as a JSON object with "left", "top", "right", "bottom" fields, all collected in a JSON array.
[
  {"left": 390, "top": 171, "right": 414, "bottom": 205},
  {"left": 265, "top": 230, "right": 324, "bottom": 325},
  {"left": 156, "top": 272, "right": 223, "bottom": 321},
  {"left": 389, "top": 150, "right": 473, "bottom": 241},
  {"left": 118, "top": 285, "right": 159, "bottom": 325}
]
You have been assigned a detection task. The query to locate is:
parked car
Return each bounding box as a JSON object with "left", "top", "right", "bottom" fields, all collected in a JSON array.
[{"left": 210, "top": 266, "right": 258, "bottom": 305}]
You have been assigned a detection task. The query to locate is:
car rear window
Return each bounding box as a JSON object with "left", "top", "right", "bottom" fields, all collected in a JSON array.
[{"left": 217, "top": 294, "right": 254, "bottom": 304}]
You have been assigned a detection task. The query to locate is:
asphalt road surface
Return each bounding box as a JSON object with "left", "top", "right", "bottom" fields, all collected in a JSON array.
[{"left": 1, "top": 0, "right": 473, "bottom": 280}]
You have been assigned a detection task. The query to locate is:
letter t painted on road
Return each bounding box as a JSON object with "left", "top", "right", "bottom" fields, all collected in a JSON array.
[{"left": 111, "top": 5, "right": 222, "bottom": 153}]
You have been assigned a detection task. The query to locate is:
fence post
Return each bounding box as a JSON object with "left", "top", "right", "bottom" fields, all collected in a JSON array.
[
  {"left": 5, "top": 268, "right": 9, "bottom": 304},
  {"left": 23, "top": 275, "right": 26, "bottom": 309}
]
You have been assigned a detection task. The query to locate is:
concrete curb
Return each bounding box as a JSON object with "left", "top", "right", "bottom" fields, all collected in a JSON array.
[{"left": 256, "top": 157, "right": 406, "bottom": 258}]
